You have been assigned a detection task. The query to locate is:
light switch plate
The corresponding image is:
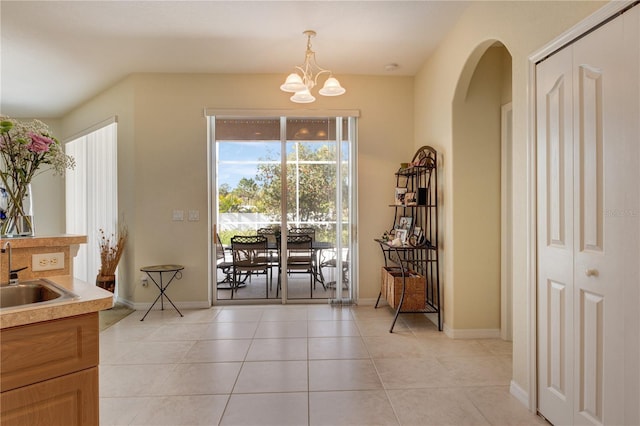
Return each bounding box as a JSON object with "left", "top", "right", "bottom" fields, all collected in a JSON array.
[
  {"left": 188, "top": 210, "right": 199, "bottom": 221},
  {"left": 32, "top": 252, "right": 65, "bottom": 272},
  {"left": 172, "top": 210, "right": 184, "bottom": 221}
]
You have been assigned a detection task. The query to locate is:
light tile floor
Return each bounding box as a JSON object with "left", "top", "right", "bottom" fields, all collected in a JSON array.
[{"left": 100, "top": 304, "right": 547, "bottom": 426}]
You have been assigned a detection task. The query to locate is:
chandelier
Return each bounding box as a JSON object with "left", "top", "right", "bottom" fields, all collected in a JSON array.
[{"left": 280, "top": 30, "right": 346, "bottom": 104}]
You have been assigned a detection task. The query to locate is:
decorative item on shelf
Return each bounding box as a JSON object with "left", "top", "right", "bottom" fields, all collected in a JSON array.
[
  {"left": 396, "top": 216, "right": 413, "bottom": 232},
  {"left": 96, "top": 225, "right": 128, "bottom": 293},
  {"left": 408, "top": 226, "right": 425, "bottom": 247},
  {"left": 405, "top": 192, "right": 417, "bottom": 206},
  {"left": 400, "top": 162, "right": 409, "bottom": 169},
  {"left": 394, "top": 187, "right": 407, "bottom": 205},
  {"left": 381, "top": 231, "right": 389, "bottom": 242},
  {"left": 280, "top": 30, "right": 346, "bottom": 104},
  {"left": 381, "top": 266, "right": 426, "bottom": 311},
  {"left": 0, "top": 117, "right": 75, "bottom": 237},
  {"left": 417, "top": 187, "right": 427, "bottom": 206},
  {"left": 394, "top": 229, "right": 408, "bottom": 245}
]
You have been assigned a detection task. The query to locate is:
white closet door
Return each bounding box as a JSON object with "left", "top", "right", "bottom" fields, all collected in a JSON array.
[
  {"left": 571, "top": 10, "right": 638, "bottom": 424},
  {"left": 537, "top": 45, "right": 575, "bottom": 426},
  {"left": 537, "top": 6, "right": 639, "bottom": 425}
]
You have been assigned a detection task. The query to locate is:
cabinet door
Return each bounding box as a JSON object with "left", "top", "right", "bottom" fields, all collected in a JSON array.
[
  {"left": 0, "top": 312, "right": 98, "bottom": 392},
  {"left": 0, "top": 367, "right": 98, "bottom": 426}
]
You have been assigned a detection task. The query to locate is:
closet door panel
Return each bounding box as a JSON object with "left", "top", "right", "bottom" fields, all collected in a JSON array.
[
  {"left": 572, "top": 9, "right": 638, "bottom": 425},
  {"left": 536, "top": 46, "right": 574, "bottom": 426}
]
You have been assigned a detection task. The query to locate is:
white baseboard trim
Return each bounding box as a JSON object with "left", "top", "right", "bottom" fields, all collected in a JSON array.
[
  {"left": 357, "top": 297, "right": 387, "bottom": 306},
  {"left": 114, "top": 297, "right": 135, "bottom": 309},
  {"left": 116, "top": 298, "right": 210, "bottom": 311},
  {"left": 510, "top": 380, "right": 531, "bottom": 410},
  {"left": 443, "top": 323, "right": 501, "bottom": 339}
]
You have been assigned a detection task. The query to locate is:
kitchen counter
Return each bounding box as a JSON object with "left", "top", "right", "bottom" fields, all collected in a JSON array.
[
  {"left": 0, "top": 275, "right": 114, "bottom": 329},
  {"left": 0, "top": 234, "right": 87, "bottom": 249}
]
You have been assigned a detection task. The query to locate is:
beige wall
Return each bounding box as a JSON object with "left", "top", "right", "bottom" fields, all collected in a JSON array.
[
  {"left": 452, "top": 45, "right": 510, "bottom": 331},
  {"left": 55, "top": 73, "right": 414, "bottom": 306},
  {"left": 414, "top": 0, "right": 605, "bottom": 401}
]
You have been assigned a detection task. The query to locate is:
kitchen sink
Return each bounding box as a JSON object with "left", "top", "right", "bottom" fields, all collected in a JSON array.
[{"left": 0, "top": 280, "right": 79, "bottom": 310}]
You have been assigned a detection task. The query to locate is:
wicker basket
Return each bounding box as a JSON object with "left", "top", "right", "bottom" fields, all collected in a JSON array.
[
  {"left": 381, "top": 267, "right": 425, "bottom": 311},
  {"left": 96, "top": 274, "right": 116, "bottom": 293}
]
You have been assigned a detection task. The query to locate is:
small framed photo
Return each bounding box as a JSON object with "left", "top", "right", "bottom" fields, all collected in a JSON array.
[
  {"left": 409, "top": 226, "right": 424, "bottom": 246},
  {"left": 395, "top": 187, "right": 407, "bottom": 205},
  {"left": 405, "top": 192, "right": 417, "bottom": 206},
  {"left": 396, "top": 216, "right": 413, "bottom": 232},
  {"left": 395, "top": 229, "right": 408, "bottom": 244}
]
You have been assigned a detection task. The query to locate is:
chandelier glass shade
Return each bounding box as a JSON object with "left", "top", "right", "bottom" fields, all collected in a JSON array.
[{"left": 280, "top": 30, "right": 346, "bottom": 103}]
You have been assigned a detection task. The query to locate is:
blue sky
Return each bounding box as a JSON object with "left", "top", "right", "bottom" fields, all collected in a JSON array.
[{"left": 217, "top": 142, "right": 281, "bottom": 188}]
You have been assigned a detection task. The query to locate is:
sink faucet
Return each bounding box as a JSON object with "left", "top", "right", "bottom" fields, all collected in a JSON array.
[{"left": 1, "top": 242, "right": 24, "bottom": 285}]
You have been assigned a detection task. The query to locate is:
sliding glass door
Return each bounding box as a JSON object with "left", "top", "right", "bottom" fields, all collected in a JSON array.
[{"left": 209, "top": 114, "right": 356, "bottom": 304}]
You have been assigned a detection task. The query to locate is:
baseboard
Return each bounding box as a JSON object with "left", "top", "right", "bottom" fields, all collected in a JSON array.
[
  {"left": 510, "top": 380, "right": 531, "bottom": 409},
  {"left": 357, "top": 297, "right": 387, "bottom": 306},
  {"left": 114, "top": 296, "right": 135, "bottom": 309},
  {"left": 443, "top": 323, "right": 501, "bottom": 339},
  {"left": 116, "top": 298, "right": 210, "bottom": 311}
]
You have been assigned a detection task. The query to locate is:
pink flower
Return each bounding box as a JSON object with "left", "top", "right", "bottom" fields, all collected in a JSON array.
[{"left": 27, "top": 132, "right": 54, "bottom": 153}]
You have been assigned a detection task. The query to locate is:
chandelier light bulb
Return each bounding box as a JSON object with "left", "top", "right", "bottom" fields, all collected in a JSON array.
[
  {"left": 318, "top": 77, "right": 346, "bottom": 96},
  {"left": 290, "top": 89, "right": 316, "bottom": 104},
  {"left": 280, "top": 73, "right": 306, "bottom": 93}
]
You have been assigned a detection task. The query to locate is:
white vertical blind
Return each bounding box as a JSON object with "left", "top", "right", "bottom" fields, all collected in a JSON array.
[{"left": 65, "top": 122, "right": 118, "bottom": 284}]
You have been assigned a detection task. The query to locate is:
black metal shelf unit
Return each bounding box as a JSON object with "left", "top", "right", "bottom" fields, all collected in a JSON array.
[{"left": 375, "top": 146, "right": 441, "bottom": 332}]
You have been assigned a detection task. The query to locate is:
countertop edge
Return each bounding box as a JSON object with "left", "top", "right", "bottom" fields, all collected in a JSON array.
[
  {"left": 0, "top": 234, "right": 87, "bottom": 249},
  {"left": 0, "top": 275, "right": 114, "bottom": 329}
]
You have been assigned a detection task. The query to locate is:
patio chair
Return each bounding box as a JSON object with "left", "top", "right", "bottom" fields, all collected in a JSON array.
[
  {"left": 257, "top": 227, "right": 280, "bottom": 288},
  {"left": 230, "top": 235, "right": 270, "bottom": 299},
  {"left": 276, "top": 234, "right": 315, "bottom": 298},
  {"left": 320, "top": 247, "right": 349, "bottom": 291},
  {"left": 216, "top": 234, "right": 234, "bottom": 289}
]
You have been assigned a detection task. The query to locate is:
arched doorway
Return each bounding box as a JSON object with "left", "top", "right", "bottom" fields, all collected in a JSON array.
[{"left": 450, "top": 41, "right": 513, "bottom": 339}]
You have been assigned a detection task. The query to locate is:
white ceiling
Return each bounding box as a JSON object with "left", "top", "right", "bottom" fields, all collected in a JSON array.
[{"left": 1, "top": 0, "right": 469, "bottom": 118}]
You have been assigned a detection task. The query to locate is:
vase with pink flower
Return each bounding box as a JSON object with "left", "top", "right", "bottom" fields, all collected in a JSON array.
[{"left": 0, "top": 117, "right": 74, "bottom": 237}]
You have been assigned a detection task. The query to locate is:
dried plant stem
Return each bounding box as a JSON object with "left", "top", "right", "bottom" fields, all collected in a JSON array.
[{"left": 98, "top": 227, "right": 127, "bottom": 276}]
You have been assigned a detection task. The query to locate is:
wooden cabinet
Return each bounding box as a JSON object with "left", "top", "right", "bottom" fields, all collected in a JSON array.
[
  {"left": 1, "top": 368, "right": 98, "bottom": 426},
  {"left": 0, "top": 312, "right": 99, "bottom": 425}
]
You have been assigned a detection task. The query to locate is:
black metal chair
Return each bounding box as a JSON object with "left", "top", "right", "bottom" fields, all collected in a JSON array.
[
  {"left": 289, "top": 227, "right": 323, "bottom": 288},
  {"left": 276, "top": 234, "right": 315, "bottom": 298},
  {"left": 230, "top": 235, "right": 270, "bottom": 299},
  {"left": 320, "top": 248, "right": 349, "bottom": 291},
  {"left": 289, "top": 226, "right": 315, "bottom": 240},
  {"left": 257, "top": 227, "right": 279, "bottom": 289},
  {"left": 216, "top": 234, "right": 234, "bottom": 289}
]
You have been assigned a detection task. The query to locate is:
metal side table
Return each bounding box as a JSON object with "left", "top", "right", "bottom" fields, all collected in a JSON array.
[{"left": 140, "top": 264, "right": 184, "bottom": 321}]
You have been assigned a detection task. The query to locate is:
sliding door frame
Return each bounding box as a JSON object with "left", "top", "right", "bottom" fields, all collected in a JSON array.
[{"left": 206, "top": 109, "right": 359, "bottom": 305}]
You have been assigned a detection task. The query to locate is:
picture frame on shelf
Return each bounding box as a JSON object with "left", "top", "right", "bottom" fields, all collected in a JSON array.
[
  {"left": 405, "top": 191, "right": 417, "bottom": 206},
  {"left": 396, "top": 216, "right": 413, "bottom": 232},
  {"left": 409, "top": 226, "right": 425, "bottom": 246},
  {"left": 395, "top": 229, "right": 408, "bottom": 244},
  {"left": 394, "top": 187, "right": 407, "bottom": 205}
]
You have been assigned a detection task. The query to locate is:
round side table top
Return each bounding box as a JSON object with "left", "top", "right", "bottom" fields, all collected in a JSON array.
[{"left": 140, "top": 264, "right": 184, "bottom": 273}]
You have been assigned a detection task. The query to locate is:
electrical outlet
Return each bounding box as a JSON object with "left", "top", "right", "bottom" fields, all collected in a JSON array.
[
  {"left": 141, "top": 275, "right": 149, "bottom": 287},
  {"left": 32, "top": 252, "right": 65, "bottom": 272}
]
